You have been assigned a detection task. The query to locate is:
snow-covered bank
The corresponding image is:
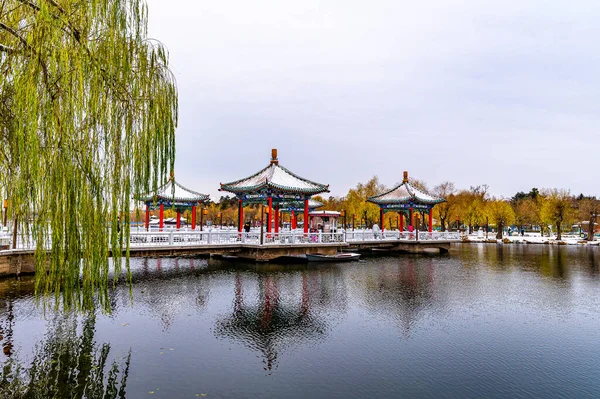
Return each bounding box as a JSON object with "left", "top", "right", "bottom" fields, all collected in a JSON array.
[{"left": 461, "top": 232, "right": 600, "bottom": 246}]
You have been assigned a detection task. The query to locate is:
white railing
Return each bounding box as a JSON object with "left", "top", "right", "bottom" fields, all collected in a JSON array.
[
  {"left": 345, "top": 230, "right": 460, "bottom": 242},
  {"left": 416, "top": 231, "right": 461, "bottom": 241},
  {"left": 1, "top": 228, "right": 461, "bottom": 251},
  {"left": 129, "top": 229, "right": 249, "bottom": 246},
  {"left": 261, "top": 231, "right": 345, "bottom": 245}
]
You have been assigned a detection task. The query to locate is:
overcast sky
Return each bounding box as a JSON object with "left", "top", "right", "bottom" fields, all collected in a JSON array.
[{"left": 146, "top": 0, "right": 599, "bottom": 200}]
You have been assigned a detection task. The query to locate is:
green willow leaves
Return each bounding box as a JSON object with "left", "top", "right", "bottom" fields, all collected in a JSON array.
[
  {"left": 0, "top": 314, "right": 131, "bottom": 398},
  {"left": 0, "top": 0, "right": 177, "bottom": 310}
]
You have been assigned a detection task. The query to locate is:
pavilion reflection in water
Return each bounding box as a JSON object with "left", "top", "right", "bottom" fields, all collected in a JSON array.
[{"left": 213, "top": 267, "right": 347, "bottom": 371}]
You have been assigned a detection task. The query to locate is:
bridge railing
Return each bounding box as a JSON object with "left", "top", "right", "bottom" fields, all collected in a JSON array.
[
  {"left": 129, "top": 230, "right": 256, "bottom": 246},
  {"left": 417, "top": 231, "right": 461, "bottom": 241},
  {"left": 0, "top": 228, "right": 461, "bottom": 251},
  {"left": 261, "top": 231, "right": 345, "bottom": 245},
  {"left": 346, "top": 230, "right": 460, "bottom": 242}
]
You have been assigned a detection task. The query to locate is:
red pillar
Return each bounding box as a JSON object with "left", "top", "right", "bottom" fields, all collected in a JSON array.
[
  {"left": 191, "top": 205, "right": 196, "bottom": 230},
  {"left": 274, "top": 204, "right": 279, "bottom": 234},
  {"left": 159, "top": 204, "right": 164, "bottom": 231},
  {"left": 303, "top": 199, "right": 309, "bottom": 234},
  {"left": 267, "top": 196, "right": 273, "bottom": 234},
  {"left": 428, "top": 208, "right": 433, "bottom": 232},
  {"left": 145, "top": 204, "right": 150, "bottom": 231},
  {"left": 399, "top": 211, "right": 404, "bottom": 231},
  {"left": 176, "top": 210, "right": 181, "bottom": 229},
  {"left": 291, "top": 211, "right": 296, "bottom": 229},
  {"left": 380, "top": 209, "right": 384, "bottom": 232},
  {"left": 238, "top": 200, "right": 243, "bottom": 233},
  {"left": 409, "top": 207, "right": 414, "bottom": 232}
]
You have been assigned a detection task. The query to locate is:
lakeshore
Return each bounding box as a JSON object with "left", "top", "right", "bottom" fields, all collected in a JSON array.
[{"left": 2, "top": 244, "right": 600, "bottom": 398}]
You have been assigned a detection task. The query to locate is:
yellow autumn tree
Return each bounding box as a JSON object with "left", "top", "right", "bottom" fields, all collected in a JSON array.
[
  {"left": 344, "top": 176, "right": 385, "bottom": 228},
  {"left": 485, "top": 198, "right": 515, "bottom": 239},
  {"left": 540, "top": 189, "right": 576, "bottom": 240}
]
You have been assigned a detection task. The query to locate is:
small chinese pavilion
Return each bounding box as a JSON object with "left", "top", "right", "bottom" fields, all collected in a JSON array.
[
  {"left": 220, "top": 149, "right": 329, "bottom": 234},
  {"left": 367, "top": 171, "right": 445, "bottom": 232},
  {"left": 279, "top": 199, "right": 323, "bottom": 229},
  {"left": 137, "top": 175, "right": 210, "bottom": 231}
]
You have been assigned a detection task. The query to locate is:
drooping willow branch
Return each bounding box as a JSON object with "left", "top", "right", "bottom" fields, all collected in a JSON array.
[{"left": 0, "top": 0, "right": 178, "bottom": 312}]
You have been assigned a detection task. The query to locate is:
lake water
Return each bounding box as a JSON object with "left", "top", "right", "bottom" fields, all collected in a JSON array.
[{"left": 1, "top": 244, "right": 600, "bottom": 398}]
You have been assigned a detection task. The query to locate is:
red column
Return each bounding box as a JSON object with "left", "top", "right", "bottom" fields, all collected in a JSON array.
[
  {"left": 145, "top": 204, "right": 150, "bottom": 231},
  {"left": 399, "top": 211, "right": 404, "bottom": 231},
  {"left": 303, "top": 199, "right": 309, "bottom": 234},
  {"left": 191, "top": 205, "right": 196, "bottom": 230},
  {"left": 274, "top": 204, "right": 279, "bottom": 234},
  {"left": 380, "top": 209, "right": 384, "bottom": 232},
  {"left": 409, "top": 207, "right": 414, "bottom": 232},
  {"left": 176, "top": 210, "right": 181, "bottom": 229},
  {"left": 291, "top": 211, "right": 296, "bottom": 229},
  {"left": 428, "top": 208, "right": 433, "bottom": 232},
  {"left": 238, "top": 200, "right": 243, "bottom": 233},
  {"left": 159, "top": 204, "right": 164, "bottom": 231},
  {"left": 267, "top": 196, "right": 273, "bottom": 234}
]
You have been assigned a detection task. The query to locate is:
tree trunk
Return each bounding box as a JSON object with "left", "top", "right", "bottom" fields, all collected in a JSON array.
[
  {"left": 440, "top": 217, "right": 446, "bottom": 232},
  {"left": 556, "top": 221, "right": 562, "bottom": 240},
  {"left": 496, "top": 221, "right": 503, "bottom": 239},
  {"left": 12, "top": 217, "right": 17, "bottom": 250},
  {"left": 588, "top": 216, "right": 596, "bottom": 241}
]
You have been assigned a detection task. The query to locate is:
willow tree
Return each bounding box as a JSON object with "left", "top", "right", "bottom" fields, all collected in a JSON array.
[
  {"left": 0, "top": 1, "right": 177, "bottom": 310},
  {"left": 344, "top": 176, "right": 385, "bottom": 228},
  {"left": 540, "top": 189, "right": 576, "bottom": 240},
  {"left": 485, "top": 198, "right": 515, "bottom": 239}
]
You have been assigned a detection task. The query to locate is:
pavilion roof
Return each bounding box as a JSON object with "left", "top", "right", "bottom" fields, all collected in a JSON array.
[
  {"left": 367, "top": 171, "right": 445, "bottom": 206},
  {"left": 220, "top": 149, "right": 329, "bottom": 195},
  {"left": 137, "top": 178, "right": 209, "bottom": 204}
]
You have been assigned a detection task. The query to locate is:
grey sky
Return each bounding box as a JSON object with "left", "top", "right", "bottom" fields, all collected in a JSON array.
[{"left": 146, "top": 0, "right": 599, "bottom": 200}]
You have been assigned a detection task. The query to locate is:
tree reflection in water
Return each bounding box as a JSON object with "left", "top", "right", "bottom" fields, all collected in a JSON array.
[
  {"left": 355, "top": 258, "right": 437, "bottom": 335},
  {"left": 0, "top": 314, "right": 131, "bottom": 399}
]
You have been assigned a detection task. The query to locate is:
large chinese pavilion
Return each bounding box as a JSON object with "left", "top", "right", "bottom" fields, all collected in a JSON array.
[
  {"left": 137, "top": 175, "right": 210, "bottom": 231},
  {"left": 220, "top": 149, "right": 329, "bottom": 234},
  {"left": 367, "top": 171, "right": 445, "bottom": 232}
]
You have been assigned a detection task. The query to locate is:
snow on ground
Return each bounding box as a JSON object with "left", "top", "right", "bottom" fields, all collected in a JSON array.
[{"left": 463, "top": 231, "right": 600, "bottom": 246}]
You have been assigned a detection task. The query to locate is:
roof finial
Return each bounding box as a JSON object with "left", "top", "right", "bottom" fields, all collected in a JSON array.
[
  {"left": 270, "top": 148, "right": 279, "bottom": 165},
  {"left": 169, "top": 170, "right": 175, "bottom": 181},
  {"left": 403, "top": 171, "right": 408, "bottom": 183}
]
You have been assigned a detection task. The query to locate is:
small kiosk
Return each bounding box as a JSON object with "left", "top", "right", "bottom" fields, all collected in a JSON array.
[{"left": 309, "top": 210, "right": 341, "bottom": 233}]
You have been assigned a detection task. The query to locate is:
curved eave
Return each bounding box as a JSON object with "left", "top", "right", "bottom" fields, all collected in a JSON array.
[
  {"left": 136, "top": 194, "right": 210, "bottom": 203},
  {"left": 154, "top": 194, "right": 210, "bottom": 203}
]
